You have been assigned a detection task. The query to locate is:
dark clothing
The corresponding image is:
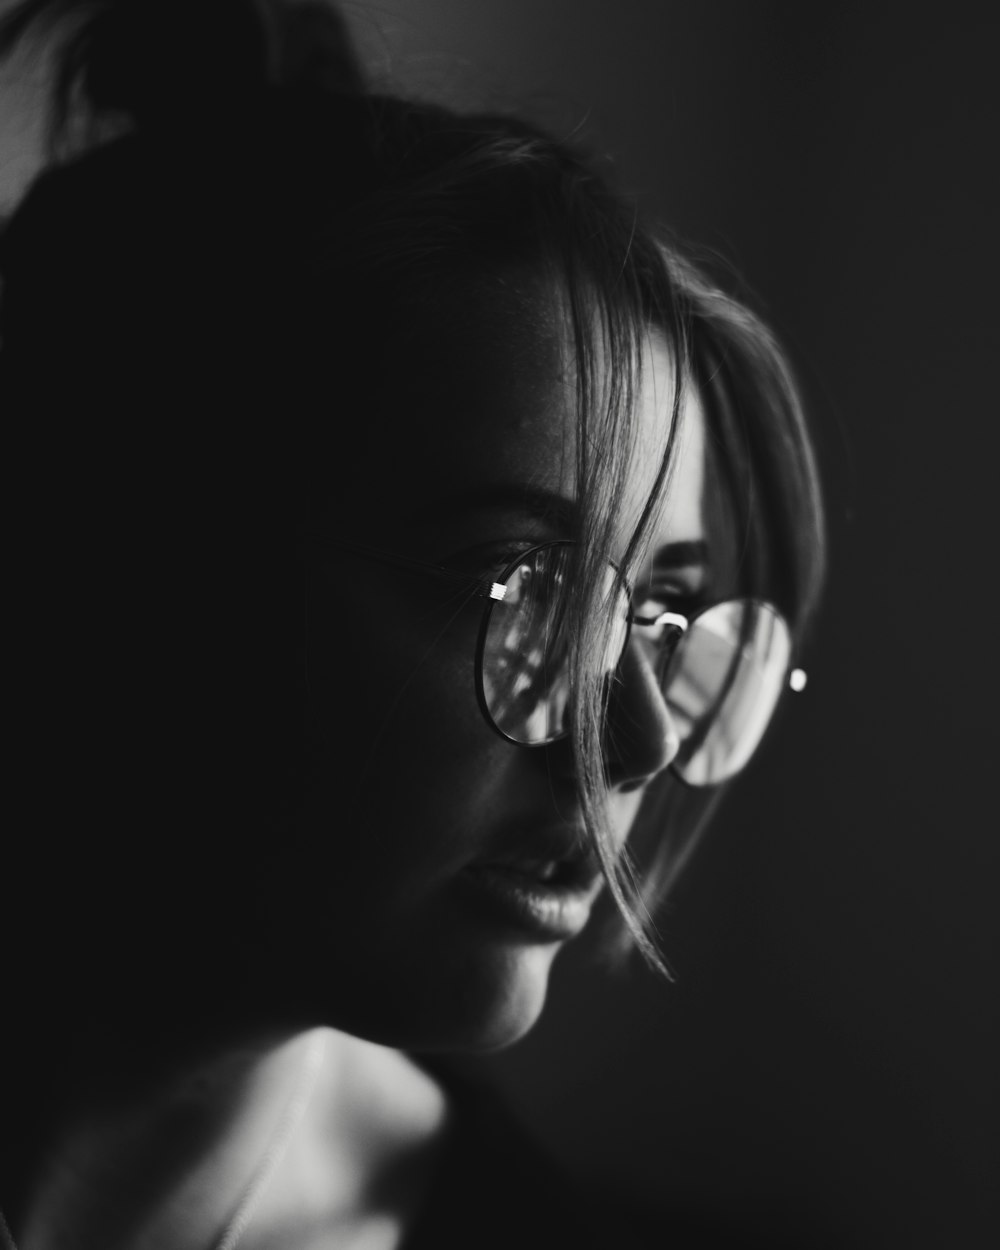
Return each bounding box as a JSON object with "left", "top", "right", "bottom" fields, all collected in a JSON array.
[
  {"left": 404, "top": 1059, "right": 841, "bottom": 1249},
  {"left": 404, "top": 1060, "right": 621, "bottom": 1250}
]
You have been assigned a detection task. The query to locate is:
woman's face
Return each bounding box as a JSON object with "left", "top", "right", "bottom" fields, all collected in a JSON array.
[{"left": 256, "top": 287, "right": 707, "bottom": 1053}]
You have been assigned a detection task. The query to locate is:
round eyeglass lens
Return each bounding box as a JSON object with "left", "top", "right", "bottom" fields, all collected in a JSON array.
[
  {"left": 479, "top": 544, "right": 627, "bottom": 745},
  {"left": 662, "top": 599, "right": 792, "bottom": 785}
]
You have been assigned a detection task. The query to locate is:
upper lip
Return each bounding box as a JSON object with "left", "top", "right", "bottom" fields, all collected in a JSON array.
[{"left": 469, "top": 822, "right": 603, "bottom": 890}]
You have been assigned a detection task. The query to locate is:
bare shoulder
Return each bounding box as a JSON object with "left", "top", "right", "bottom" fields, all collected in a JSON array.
[
  {"left": 337, "top": 1036, "right": 451, "bottom": 1151},
  {"left": 244, "top": 1033, "right": 451, "bottom": 1250}
]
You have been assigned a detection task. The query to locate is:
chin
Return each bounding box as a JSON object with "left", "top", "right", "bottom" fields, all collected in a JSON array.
[
  {"left": 449, "top": 941, "right": 561, "bottom": 1052},
  {"left": 342, "top": 936, "right": 563, "bottom": 1057}
]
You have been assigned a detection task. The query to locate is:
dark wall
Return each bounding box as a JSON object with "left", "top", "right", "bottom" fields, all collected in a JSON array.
[{"left": 339, "top": 3, "right": 998, "bottom": 1246}]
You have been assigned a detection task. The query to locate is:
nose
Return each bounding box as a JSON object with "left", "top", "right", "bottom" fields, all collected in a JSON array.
[{"left": 604, "top": 640, "right": 681, "bottom": 791}]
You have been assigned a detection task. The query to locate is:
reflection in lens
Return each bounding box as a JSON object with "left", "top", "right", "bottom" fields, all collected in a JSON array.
[
  {"left": 665, "top": 600, "right": 791, "bottom": 785},
  {"left": 481, "top": 546, "right": 628, "bottom": 745},
  {"left": 481, "top": 549, "right": 571, "bottom": 743}
]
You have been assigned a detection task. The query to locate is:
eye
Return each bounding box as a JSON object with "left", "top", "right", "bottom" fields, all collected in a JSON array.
[
  {"left": 448, "top": 541, "right": 543, "bottom": 581},
  {"left": 632, "top": 582, "right": 694, "bottom": 621}
]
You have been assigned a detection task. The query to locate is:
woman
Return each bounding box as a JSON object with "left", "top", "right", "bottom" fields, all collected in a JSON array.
[{"left": 0, "top": 1, "right": 825, "bottom": 1246}]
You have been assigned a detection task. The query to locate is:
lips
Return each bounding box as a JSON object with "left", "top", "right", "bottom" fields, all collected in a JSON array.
[
  {"left": 458, "top": 827, "right": 604, "bottom": 940},
  {"left": 471, "top": 850, "right": 599, "bottom": 890}
]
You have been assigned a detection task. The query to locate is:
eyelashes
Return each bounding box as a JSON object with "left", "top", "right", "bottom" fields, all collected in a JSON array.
[
  {"left": 631, "top": 582, "right": 699, "bottom": 618},
  {"left": 448, "top": 539, "right": 545, "bottom": 579}
]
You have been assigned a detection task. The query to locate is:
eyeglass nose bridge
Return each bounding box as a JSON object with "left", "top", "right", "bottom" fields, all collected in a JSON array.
[{"left": 621, "top": 606, "right": 689, "bottom": 679}]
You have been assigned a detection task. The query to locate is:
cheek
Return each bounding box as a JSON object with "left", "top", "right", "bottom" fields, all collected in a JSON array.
[
  {"left": 306, "top": 576, "right": 484, "bottom": 768},
  {"left": 294, "top": 573, "right": 515, "bottom": 881},
  {"left": 608, "top": 789, "right": 646, "bottom": 848}
]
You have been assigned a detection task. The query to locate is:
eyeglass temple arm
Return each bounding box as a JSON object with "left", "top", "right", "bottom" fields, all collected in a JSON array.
[
  {"left": 303, "top": 532, "right": 506, "bottom": 600},
  {"left": 307, "top": 533, "right": 809, "bottom": 691}
]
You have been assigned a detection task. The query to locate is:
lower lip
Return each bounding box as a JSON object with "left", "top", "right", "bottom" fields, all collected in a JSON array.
[{"left": 457, "top": 865, "right": 597, "bottom": 941}]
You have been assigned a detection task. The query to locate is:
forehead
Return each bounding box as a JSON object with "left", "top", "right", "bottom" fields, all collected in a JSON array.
[
  {"left": 334, "top": 281, "right": 704, "bottom": 556},
  {"left": 646, "top": 358, "right": 706, "bottom": 554},
  {"left": 630, "top": 336, "right": 706, "bottom": 555}
]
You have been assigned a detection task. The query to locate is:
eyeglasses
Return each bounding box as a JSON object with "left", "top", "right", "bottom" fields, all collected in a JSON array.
[{"left": 307, "top": 535, "right": 805, "bottom": 787}]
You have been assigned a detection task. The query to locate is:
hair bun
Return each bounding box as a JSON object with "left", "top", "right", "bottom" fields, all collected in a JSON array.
[
  {"left": 271, "top": 1, "right": 366, "bottom": 96},
  {"left": 83, "top": 0, "right": 272, "bottom": 126},
  {"left": 1, "top": 0, "right": 366, "bottom": 138}
]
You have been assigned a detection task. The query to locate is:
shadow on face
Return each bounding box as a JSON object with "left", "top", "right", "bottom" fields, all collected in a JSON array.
[{"left": 10, "top": 275, "right": 702, "bottom": 1067}]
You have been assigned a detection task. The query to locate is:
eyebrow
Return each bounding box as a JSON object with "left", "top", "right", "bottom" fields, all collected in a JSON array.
[
  {"left": 652, "top": 540, "right": 710, "bottom": 567},
  {"left": 416, "top": 483, "right": 579, "bottom": 530},
  {"left": 415, "top": 488, "right": 709, "bottom": 567}
]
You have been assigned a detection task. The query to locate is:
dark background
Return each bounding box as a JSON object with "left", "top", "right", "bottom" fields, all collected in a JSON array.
[{"left": 2, "top": 3, "right": 996, "bottom": 1246}]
